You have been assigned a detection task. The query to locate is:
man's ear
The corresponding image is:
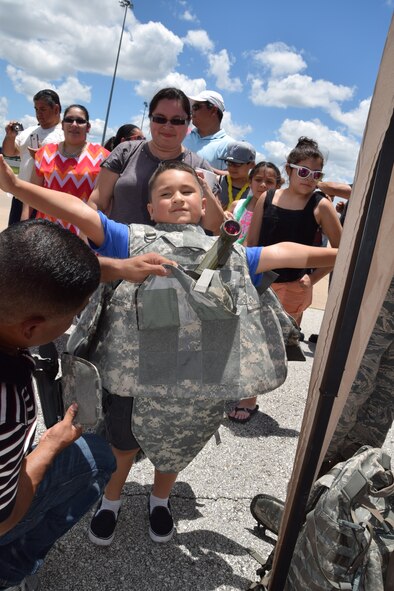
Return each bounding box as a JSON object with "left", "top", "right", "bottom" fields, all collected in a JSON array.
[{"left": 20, "top": 316, "right": 46, "bottom": 341}]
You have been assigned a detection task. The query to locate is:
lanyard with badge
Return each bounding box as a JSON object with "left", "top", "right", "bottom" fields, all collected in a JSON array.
[{"left": 227, "top": 175, "right": 249, "bottom": 206}]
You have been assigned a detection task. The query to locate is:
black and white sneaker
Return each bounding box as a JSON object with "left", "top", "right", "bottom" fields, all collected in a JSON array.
[
  {"left": 88, "top": 499, "right": 120, "bottom": 546},
  {"left": 148, "top": 499, "right": 175, "bottom": 543}
]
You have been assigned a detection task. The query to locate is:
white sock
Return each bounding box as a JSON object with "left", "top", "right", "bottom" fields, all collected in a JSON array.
[
  {"left": 150, "top": 493, "right": 169, "bottom": 512},
  {"left": 99, "top": 495, "right": 122, "bottom": 515}
]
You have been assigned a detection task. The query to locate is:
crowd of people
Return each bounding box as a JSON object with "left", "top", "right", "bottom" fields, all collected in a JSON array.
[{"left": 1, "top": 85, "right": 390, "bottom": 591}]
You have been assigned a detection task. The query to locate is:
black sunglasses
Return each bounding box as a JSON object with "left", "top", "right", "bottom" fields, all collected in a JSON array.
[
  {"left": 191, "top": 102, "right": 213, "bottom": 112},
  {"left": 63, "top": 117, "right": 88, "bottom": 125},
  {"left": 150, "top": 115, "right": 188, "bottom": 126}
]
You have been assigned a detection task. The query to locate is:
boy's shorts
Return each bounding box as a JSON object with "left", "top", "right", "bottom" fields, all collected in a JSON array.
[{"left": 103, "top": 393, "right": 140, "bottom": 451}]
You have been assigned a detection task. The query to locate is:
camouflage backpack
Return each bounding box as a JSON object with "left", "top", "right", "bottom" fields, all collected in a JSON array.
[{"left": 249, "top": 446, "right": 394, "bottom": 590}]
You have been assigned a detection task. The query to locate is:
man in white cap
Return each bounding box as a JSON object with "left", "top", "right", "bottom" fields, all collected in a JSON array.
[
  {"left": 219, "top": 141, "right": 256, "bottom": 209},
  {"left": 183, "top": 90, "right": 234, "bottom": 171}
]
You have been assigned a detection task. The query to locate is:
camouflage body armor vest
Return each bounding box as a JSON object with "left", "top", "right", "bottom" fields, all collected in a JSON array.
[{"left": 68, "top": 223, "right": 288, "bottom": 472}]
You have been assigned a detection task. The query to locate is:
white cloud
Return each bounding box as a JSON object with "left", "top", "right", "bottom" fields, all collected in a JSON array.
[
  {"left": 222, "top": 112, "right": 252, "bottom": 140},
  {"left": 327, "top": 98, "right": 371, "bottom": 137},
  {"left": 0, "top": 96, "right": 8, "bottom": 134},
  {"left": 0, "top": 2, "right": 184, "bottom": 97},
  {"left": 183, "top": 30, "right": 214, "bottom": 53},
  {"left": 180, "top": 10, "right": 197, "bottom": 22},
  {"left": 263, "top": 118, "right": 360, "bottom": 182},
  {"left": 208, "top": 49, "right": 242, "bottom": 92},
  {"left": 250, "top": 74, "right": 354, "bottom": 109},
  {"left": 252, "top": 42, "right": 307, "bottom": 77},
  {"left": 6, "top": 67, "right": 92, "bottom": 107},
  {"left": 134, "top": 72, "right": 207, "bottom": 102}
]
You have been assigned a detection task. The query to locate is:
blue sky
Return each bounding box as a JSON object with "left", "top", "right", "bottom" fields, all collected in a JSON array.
[{"left": 0, "top": 0, "right": 392, "bottom": 182}]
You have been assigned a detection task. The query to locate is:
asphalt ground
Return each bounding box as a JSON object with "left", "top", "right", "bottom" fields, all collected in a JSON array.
[{"left": 1, "top": 192, "right": 393, "bottom": 590}]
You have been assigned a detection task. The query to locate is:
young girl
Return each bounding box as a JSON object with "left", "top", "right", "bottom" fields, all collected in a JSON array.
[
  {"left": 228, "top": 161, "right": 283, "bottom": 243},
  {"left": 228, "top": 138, "right": 342, "bottom": 423}
]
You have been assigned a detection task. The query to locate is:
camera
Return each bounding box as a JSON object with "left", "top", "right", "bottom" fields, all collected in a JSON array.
[{"left": 12, "top": 122, "right": 24, "bottom": 133}]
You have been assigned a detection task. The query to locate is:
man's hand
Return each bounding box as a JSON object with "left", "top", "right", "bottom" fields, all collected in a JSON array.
[
  {"left": 99, "top": 253, "right": 177, "bottom": 283},
  {"left": 39, "top": 404, "right": 82, "bottom": 453},
  {"left": 27, "top": 146, "right": 40, "bottom": 158},
  {"left": 4, "top": 121, "right": 19, "bottom": 139},
  {"left": 0, "top": 155, "right": 18, "bottom": 193}
]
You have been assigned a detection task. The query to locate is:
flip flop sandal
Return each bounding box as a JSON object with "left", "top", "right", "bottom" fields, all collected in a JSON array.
[{"left": 228, "top": 405, "right": 259, "bottom": 424}]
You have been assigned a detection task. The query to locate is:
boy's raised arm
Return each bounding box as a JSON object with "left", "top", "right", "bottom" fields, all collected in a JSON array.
[
  {"left": 256, "top": 242, "right": 338, "bottom": 274},
  {"left": 0, "top": 155, "right": 105, "bottom": 246}
]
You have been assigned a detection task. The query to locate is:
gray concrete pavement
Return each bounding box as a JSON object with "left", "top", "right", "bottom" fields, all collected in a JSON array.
[{"left": 35, "top": 309, "right": 394, "bottom": 591}]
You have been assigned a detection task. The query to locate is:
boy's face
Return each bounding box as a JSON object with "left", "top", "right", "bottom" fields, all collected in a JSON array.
[
  {"left": 147, "top": 169, "right": 206, "bottom": 225},
  {"left": 0, "top": 299, "right": 89, "bottom": 350}
]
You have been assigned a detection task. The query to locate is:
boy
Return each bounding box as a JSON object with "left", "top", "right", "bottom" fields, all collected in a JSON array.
[
  {"left": 219, "top": 141, "right": 256, "bottom": 209},
  {"left": 0, "top": 157, "right": 337, "bottom": 548},
  {"left": 0, "top": 217, "right": 174, "bottom": 590}
]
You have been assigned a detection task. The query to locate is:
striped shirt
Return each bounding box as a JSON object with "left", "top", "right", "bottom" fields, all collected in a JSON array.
[{"left": 0, "top": 350, "right": 37, "bottom": 523}]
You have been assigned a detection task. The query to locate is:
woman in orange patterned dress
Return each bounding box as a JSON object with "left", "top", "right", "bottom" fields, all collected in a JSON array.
[{"left": 26, "top": 105, "right": 109, "bottom": 235}]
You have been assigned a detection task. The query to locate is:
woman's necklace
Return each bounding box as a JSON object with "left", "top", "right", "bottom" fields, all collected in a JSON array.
[{"left": 61, "top": 142, "right": 87, "bottom": 158}]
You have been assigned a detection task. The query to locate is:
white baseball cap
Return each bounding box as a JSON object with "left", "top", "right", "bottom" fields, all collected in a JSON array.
[{"left": 188, "top": 90, "right": 225, "bottom": 112}]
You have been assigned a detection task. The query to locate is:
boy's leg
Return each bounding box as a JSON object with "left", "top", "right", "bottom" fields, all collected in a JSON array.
[
  {"left": 148, "top": 470, "right": 178, "bottom": 543},
  {"left": 0, "top": 434, "right": 115, "bottom": 588},
  {"left": 89, "top": 394, "right": 140, "bottom": 546},
  {"left": 104, "top": 447, "right": 139, "bottom": 500}
]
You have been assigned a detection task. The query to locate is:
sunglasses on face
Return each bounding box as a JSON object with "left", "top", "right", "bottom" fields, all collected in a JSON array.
[
  {"left": 127, "top": 134, "right": 145, "bottom": 141},
  {"left": 289, "top": 163, "right": 324, "bottom": 181},
  {"left": 191, "top": 102, "right": 213, "bottom": 112},
  {"left": 225, "top": 160, "right": 246, "bottom": 168},
  {"left": 150, "top": 115, "right": 188, "bottom": 126},
  {"left": 63, "top": 117, "right": 88, "bottom": 125}
]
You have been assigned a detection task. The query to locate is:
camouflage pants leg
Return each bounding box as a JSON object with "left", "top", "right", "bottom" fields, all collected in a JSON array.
[{"left": 326, "top": 278, "right": 394, "bottom": 461}]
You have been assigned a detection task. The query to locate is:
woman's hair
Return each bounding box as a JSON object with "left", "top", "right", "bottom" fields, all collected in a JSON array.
[
  {"left": 249, "top": 161, "right": 283, "bottom": 186},
  {"left": 63, "top": 104, "right": 90, "bottom": 122},
  {"left": 286, "top": 136, "right": 324, "bottom": 166},
  {"left": 148, "top": 161, "right": 202, "bottom": 202},
  {"left": 113, "top": 124, "right": 142, "bottom": 148},
  {"left": 148, "top": 88, "right": 191, "bottom": 120}
]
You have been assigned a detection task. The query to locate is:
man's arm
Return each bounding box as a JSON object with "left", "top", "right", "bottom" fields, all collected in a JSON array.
[
  {"left": 99, "top": 253, "right": 176, "bottom": 283},
  {"left": 256, "top": 242, "right": 338, "bottom": 274},
  {"left": 0, "top": 405, "right": 81, "bottom": 536},
  {"left": 1, "top": 123, "right": 19, "bottom": 158},
  {"left": 0, "top": 155, "right": 105, "bottom": 246}
]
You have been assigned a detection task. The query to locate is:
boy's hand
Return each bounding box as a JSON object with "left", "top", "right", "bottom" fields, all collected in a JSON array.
[
  {"left": 39, "top": 404, "right": 82, "bottom": 453},
  {"left": 99, "top": 253, "right": 177, "bottom": 283},
  {"left": 0, "top": 155, "right": 18, "bottom": 193}
]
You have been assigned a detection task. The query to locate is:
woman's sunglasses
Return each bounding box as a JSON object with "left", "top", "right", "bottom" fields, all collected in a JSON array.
[
  {"left": 289, "top": 164, "right": 324, "bottom": 182},
  {"left": 63, "top": 117, "right": 88, "bottom": 125},
  {"left": 150, "top": 115, "right": 188, "bottom": 126}
]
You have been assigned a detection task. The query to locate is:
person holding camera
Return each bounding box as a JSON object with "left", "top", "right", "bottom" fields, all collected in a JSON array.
[{"left": 1, "top": 89, "right": 63, "bottom": 224}]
